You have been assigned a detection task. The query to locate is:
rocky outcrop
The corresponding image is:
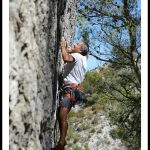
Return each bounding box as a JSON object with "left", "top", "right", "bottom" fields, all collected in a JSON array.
[
  {"left": 66, "top": 106, "right": 128, "bottom": 150},
  {"left": 9, "top": 0, "right": 77, "bottom": 149}
]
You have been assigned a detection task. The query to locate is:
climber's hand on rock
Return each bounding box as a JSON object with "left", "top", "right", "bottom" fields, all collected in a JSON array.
[
  {"left": 67, "top": 46, "right": 73, "bottom": 53},
  {"left": 60, "top": 37, "right": 67, "bottom": 49}
]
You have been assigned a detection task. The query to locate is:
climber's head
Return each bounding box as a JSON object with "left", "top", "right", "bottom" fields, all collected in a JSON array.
[{"left": 73, "top": 41, "right": 89, "bottom": 56}]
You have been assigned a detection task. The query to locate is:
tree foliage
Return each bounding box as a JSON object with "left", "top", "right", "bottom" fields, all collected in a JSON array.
[
  {"left": 78, "top": 0, "right": 141, "bottom": 149},
  {"left": 77, "top": 0, "right": 141, "bottom": 80},
  {"left": 81, "top": 65, "right": 140, "bottom": 149}
]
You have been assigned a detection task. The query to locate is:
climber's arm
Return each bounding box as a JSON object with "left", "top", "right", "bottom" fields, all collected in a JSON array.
[
  {"left": 66, "top": 46, "right": 73, "bottom": 53},
  {"left": 60, "top": 37, "right": 75, "bottom": 62}
]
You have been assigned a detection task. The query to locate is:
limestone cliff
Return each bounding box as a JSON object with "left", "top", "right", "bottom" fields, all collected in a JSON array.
[{"left": 9, "top": 0, "right": 77, "bottom": 149}]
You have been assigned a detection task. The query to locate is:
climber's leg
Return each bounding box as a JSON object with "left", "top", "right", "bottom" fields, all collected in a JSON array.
[{"left": 56, "top": 106, "right": 71, "bottom": 149}]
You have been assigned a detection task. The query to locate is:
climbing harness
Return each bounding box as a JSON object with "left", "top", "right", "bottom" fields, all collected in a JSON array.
[{"left": 62, "top": 84, "right": 85, "bottom": 106}]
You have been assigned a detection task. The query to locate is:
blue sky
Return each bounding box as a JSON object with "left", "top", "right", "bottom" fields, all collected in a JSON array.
[
  {"left": 86, "top": 55, "right": 102, "bottom": 71},
  {"left": 75, "top": 0, "right": 141, "bottom": 72}
]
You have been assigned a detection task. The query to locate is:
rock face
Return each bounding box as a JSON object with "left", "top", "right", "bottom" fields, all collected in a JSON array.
[{"left": 9, "top": 0, "right": 77, "bottom": 149}]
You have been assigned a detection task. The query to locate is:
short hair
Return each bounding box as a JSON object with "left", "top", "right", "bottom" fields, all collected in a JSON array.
[{"left": 80, "top": 42, "right": 89, "bottom": 56}]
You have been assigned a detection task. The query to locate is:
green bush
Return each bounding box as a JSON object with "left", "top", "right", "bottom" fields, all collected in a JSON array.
[
  {"left": 74, "top": 145, "right": 82, "bottom": 150},
  {"left": 90, "top": 128, "right": 96, "bottom": 133},
  {"left": 91, "top": 117, "right": 98, "bottom": 124},
  {"left": 73, "top": 135, "right": 80, "bottom": 144}
]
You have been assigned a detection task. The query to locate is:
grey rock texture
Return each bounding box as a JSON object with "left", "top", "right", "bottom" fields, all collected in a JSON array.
[{"left": 9, "top": 0, "right": 77, "bottom": 149}]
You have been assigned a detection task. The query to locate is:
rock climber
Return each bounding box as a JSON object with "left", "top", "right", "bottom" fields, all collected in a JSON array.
[{"left": 54, "top": 37, "right": 89, "bottom": 150}]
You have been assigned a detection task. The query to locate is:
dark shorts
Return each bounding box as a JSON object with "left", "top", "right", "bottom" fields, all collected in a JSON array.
[
  {"left": 59, "top": 86, "right": 85, "bottom": 108},
  {"left": 59, "top": 96, "right": 73, "bottom": 108}
]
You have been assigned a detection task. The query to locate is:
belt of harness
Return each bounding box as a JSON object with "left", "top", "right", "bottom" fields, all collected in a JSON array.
[{"left": 63, "top": 84, "right": 85, "bottom": 105}]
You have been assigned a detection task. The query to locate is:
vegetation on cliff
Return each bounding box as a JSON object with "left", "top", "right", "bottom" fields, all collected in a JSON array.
[{"left": 66, "top": 0, "right": 141, "bottom": 149}]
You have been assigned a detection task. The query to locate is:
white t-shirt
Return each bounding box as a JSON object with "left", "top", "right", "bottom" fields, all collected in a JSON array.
[{"left": 63, "top": 53, "right": 87, "bottom": 85}]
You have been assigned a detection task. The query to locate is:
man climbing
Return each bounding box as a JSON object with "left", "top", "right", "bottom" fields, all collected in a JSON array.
[{"left": 54, "top": 37, "right": 89, "bottom": 150}]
